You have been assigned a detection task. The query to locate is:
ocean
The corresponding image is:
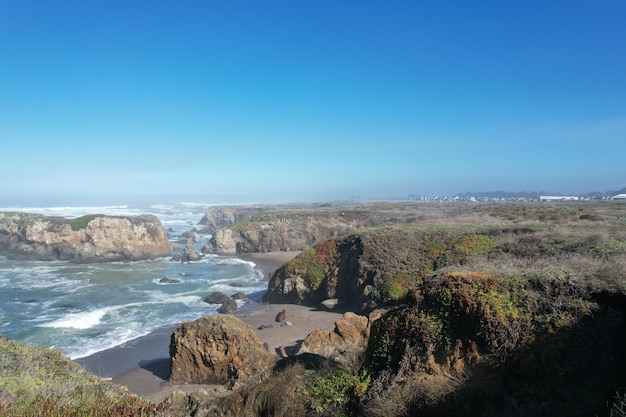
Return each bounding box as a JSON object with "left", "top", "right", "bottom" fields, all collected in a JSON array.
[{"left": 0, "top": 204, "right": 266, "bottom": 359}]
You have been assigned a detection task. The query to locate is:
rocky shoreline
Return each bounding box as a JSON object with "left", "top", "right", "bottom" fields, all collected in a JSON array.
[{"left": 76, "top": 251, "right": 344, "bottom": 402}]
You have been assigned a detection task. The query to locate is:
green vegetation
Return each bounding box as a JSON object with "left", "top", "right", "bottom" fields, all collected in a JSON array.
[
  {"left": 69, "top": 214, "right": 102, "bottom": 231},
  {"left": 0, "top": 337, "right": 168, "bottom": 416},
  {"left": 3, "top": 202, "right": 626, "bottom": 416},
  {"left": 299, "top": 368, "right": 365, "bottom": 415},
  {"left": 285, "top": 240, "right": 340, "bottom": 291}
]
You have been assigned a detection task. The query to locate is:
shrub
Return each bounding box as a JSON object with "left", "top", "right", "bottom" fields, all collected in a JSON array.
[
  {"left": 305, "top": 264, "right": 325, "bottom": 290},
  {"left": 69, "top": 215, "right": 101, "bottom": 231},
  {"left": 299, "top": 368, "right": 365, "bottom": 416}
]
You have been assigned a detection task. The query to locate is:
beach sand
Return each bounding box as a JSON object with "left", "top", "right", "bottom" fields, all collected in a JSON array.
[{"left": 77, "top": 251, "right": 345, "bottom": 403}]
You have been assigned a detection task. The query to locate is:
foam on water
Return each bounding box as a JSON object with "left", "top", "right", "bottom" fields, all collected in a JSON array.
[
  {"left": 41, "top": 308, "right": 111, "bottom": 330},
  {"left": 0, "top": 203, "right": 267, "bottom": 360}
]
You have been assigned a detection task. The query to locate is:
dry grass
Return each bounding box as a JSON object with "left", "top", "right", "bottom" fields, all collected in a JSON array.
[{"left": 362, "top": 343, "right": 469, "bottom": 417}]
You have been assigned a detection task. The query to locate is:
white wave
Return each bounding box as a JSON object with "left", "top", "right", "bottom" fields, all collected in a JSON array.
[
  {"left": 146, "top": 291, "right": 203, "bottom": 306},
  {"left": 68, "top": 327, "right": 151, "bottom": 359},
  {"left": 41, "top": 308, "right": 110, "bottom": 330}
]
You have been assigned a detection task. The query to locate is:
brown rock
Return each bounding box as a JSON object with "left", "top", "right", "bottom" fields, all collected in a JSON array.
[
  {"left": 169, "top": 315, "right": 273, "bottom": 389},
  {"left": 297, "top": 311, "right": 375, "bottom": 363},
  {"left": 0, "top": 213, "right": 171, "bottom": 263},
  {"left": 219, "top": 299, "right": 238, "bottom": 314},
  {"left": 278, "top": 345, "right": 288, "bottom": 358},
  {"left": 334, "top": 311, "right": 369, "bottom": 343},
  {"left": 275, "top": 309, "right": 287, "bottom": 323}
]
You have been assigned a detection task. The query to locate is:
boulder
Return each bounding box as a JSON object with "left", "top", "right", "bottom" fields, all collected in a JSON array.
[
  {"left": 169, "top": 315, "right": 273, "bottom": 389},
  {"left": 321, "top": 298, "right": 340, "bottom": 311},
  {"left": 205, "top": 292, "right": 231, "bottom": 305},
  {"left": 275, "top": 309, "right": 287, "bottom": 323},
  {"left": 219, "top": 299, "right": 238, "bottom": 314},
  {"left": 231, "top": 291, "right": 247, "bottom": 300},
  {"left": 160, "top": 277, "right": 180, "bottom": 284},
  {"left": 297, "top": 312, "right": 373, "bottom": 364}
]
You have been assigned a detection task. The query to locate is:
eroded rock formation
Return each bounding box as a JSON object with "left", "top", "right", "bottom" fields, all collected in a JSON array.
[
  {"left": 203, "top": 211, "right": 355, "bottom": 255},
  {"left": 169, "top": 315, "right": 274, "bottom": 389},
  {"left": 297, "top": 311, "right": 380, "bottom": 365},
  {"left": 0, "top": 212, "right": 171, "bottom": 262}
]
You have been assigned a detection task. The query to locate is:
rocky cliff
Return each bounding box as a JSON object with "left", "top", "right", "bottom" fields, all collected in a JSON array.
[
  {"left": 263, "top": 228, "right": 496, "bottom": 312},
  {"left": 203, "top": 209, "right": 358, "bottom": 254},
  {"left": 0, "top": 212, "right": 172, "bottom": 262}
]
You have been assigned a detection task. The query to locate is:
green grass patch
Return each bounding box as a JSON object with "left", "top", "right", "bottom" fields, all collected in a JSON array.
[
  {"left": 69, "top": 215, "right": 102, "bottom": 231},
  {"left": 0, "top": 337, "right": 167, "bottom": 416}
]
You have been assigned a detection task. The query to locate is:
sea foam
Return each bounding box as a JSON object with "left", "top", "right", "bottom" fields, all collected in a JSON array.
[{"left": 41, "top": 308, "right": 110, "bottom": 330}]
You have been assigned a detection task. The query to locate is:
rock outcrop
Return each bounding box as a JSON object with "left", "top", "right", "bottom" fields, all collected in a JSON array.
[
  {"left": 203, "top": 210, "right": 356, "bottom": 255},
  {"left": 198, "top": 208, "right": 241, "bottom": 234},
  {"left": 263, "top": 230, "right": 498, "bottom": 313},
  {"left": 297, "top": 311, "right": 378, "bottom": 364},
  {"left": 171, "top": 232, "right": 204, "bottom": 262},
  {"left": 169, "top": 315, "right": 274, "bottom": 389},
  {"left": 263, "top": 235, "right": 366, "bottom": 310},
  {"left": 205, "top": 228, "right": 238, "bottom": 254},
  {"left": 0, "top": 212, "right": 171, "bottom": 262}
]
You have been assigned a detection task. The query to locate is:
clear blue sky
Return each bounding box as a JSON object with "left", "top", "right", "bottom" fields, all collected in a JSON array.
[{"left": 1, "top": 1, "right": 625, "bottom": 205}]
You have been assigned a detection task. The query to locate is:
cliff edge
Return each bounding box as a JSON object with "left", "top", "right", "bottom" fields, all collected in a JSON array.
[{"left": 0, "top": 212, "right": 172, "bottom": 262}]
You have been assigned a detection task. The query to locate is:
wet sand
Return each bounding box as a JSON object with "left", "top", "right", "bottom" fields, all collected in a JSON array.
[{"left": 76, "top": 251, "right": 345, "bottom": 403}]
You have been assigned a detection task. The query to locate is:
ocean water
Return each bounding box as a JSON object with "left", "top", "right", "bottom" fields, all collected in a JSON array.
[{"left": 0, "top": 204, "right": 265, "bottom": 359}]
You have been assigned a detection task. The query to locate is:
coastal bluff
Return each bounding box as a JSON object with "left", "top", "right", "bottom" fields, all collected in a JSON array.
[{"left": 0, "top": 212, "right": 171, "bottom": 262}]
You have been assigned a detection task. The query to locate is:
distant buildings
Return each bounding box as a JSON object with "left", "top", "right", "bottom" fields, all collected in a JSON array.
[{"left": 539, "top": 196, "right": 579, "bottom": 201}]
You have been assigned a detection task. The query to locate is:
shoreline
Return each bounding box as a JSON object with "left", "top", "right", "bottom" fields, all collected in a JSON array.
[{"left": 76, "top": 251, "right": 345, "bottom": 402}]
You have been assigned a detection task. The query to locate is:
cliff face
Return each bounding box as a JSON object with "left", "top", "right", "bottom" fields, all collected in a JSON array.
[
  {"left": 0, "top": 212, "right": 172, "bottom": 262},
  {"left": 204, "top": 211, "right": 356, "bottom": 254},
  {"left": 263, "top": 229, "right": 490, "bottom": 312}
]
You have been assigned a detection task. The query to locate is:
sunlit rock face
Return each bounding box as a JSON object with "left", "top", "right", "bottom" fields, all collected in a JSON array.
[
  {"left": 169, "top": 315, "right": 273, "bottom": 389},
  {"left": 0, "top": 213, "right": 172, "bottom": 262}
]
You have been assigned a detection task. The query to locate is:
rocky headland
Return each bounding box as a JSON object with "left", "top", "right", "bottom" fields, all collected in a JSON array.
[
  {"left": 2, "top": 202, "right": 626, "bottom": 417},
  {"left": 200, "top": 206, "right": 368, "bottom": 254},
  {"left": 0, "top": 212, "right": 171, "bottom": 262},
  {"left": 165, "top": 203, "right": 626, "bottom": 417}
]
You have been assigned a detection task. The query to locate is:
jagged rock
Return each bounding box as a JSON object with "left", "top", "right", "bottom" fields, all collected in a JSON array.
[
  {"left": 205, "top": 292, "right": 231, "bottom": 305},
  {"left": 198, "top": 209, "right": 237, "bottom": 233},
  {"left": 203, "top": 209, "right": 356, "bottom": 255},
  {"left": 203, "top": 228, "right": 237, "bottom": 255},
  {"left": 171, "top": 232, "right": 204, "bottom": 262},
  {"left": 264, "top": 231, "right": 463, "bottom": 314},
  {"left": 160, "top": 277, "right": 180, "bottom": 284},
  {"left": 0, "top": 213, "right": 171, "bottom": 263},
  {"left": 297, "top": 312, "right": 373, "bottom": 363},
  {"left": 169, "top": 315, "right": 273, "bottom": 389},
  {"left": 219, "top": 299, "right": 238, "bottom": 314}
]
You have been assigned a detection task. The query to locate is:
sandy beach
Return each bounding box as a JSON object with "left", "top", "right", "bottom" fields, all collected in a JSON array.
[{"left": 76, "top": 251, "right": 345, "bottom": 403}]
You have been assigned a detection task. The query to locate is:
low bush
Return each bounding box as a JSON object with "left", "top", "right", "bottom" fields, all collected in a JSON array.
[{"left": 69, "top": 215, "right": 102, "bottom": 231}]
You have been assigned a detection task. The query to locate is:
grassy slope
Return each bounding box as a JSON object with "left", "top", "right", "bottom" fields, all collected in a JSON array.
[{"left": 0, "top": 337, "right": 169, "bottom": 417}]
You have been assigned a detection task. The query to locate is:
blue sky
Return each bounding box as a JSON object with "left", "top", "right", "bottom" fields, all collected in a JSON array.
[{"left": 1, "top": 1, "right": 625, "bottom": 205}]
